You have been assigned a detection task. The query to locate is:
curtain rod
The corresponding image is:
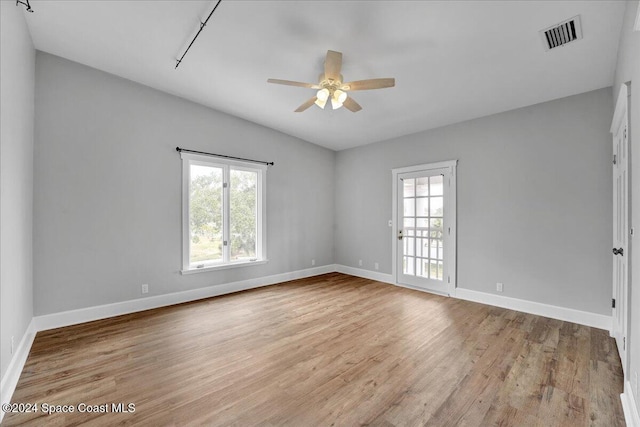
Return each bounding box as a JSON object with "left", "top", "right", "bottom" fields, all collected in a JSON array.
[
  {"left": 175, "top": 0, "right": 222, "bottom": 69},
  {"left": 176, "top": 147, "right": 274, "bottom": 166}
]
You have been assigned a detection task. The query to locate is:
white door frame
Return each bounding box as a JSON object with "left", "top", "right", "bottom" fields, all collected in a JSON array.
[
  {"left": 611, "top": 83, "right": 630, "bottom": 377},
  {"left": 392, "top": 160, "right": 457, "bottom": 296}
]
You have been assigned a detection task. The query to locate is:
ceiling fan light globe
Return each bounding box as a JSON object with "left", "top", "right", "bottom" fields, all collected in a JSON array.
[
  {"left": 331, "top": 98, "right": 343, "bottom": 110},
  {"left": 334, "top": 89, "right": 347, "bottom": 103},
  {"left": 315, "top": 97, "right": 327, "bottom": 109},
  {"left": 316, "top": 88, "right": 330, "bottom": 102}
]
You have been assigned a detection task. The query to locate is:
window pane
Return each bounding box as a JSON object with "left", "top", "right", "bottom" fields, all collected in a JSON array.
[
  {"left": 416, "top": 198, "right": 429, "bottom": 217},
  {"left": 405, "top": 237, "right": 415, "bottom": 256},
  {"left": 230, "top": 169, "right": 258, "bottom": 261},
  {"left": 430, "top": 175, "right": 443, "bottom": 196},
  {"left": 430, "top": 260, "right": 439, "bottom": 280},
  {"left": 189, "top": 164, "right": 223, "bottom": 265},
  {"left": 430, "top": 196, "right": 443, "bottom": 217},
  {"left": 404, "top": 198, "right": 415, "bottom": 217},
  {"left": 403, "top": 257, "right": 414, "bottom": 275},
  {"left": 420, "top": 259, "right": 430, "bottom": 278},
  {"left": 416, "top": 177, "right": 429, "bottom": 197},
  {"left": 429, "top": 240, "right": 437, "bottom": 259},
  {"left": 430, "top": 218, "right": 443, "bottom": 233},
  {"left": 403, "top": 179, "right": 415, "bottom": 198}
]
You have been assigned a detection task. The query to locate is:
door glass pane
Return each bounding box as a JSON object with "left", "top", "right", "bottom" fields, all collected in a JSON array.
[
  {"left": 404, "top": 217, "right": 415, "bottom": 228},
  {"left": 429, "top": 260, "right": 439, "bottom": 279},
  {"left": 430, "top": 218, "right": 443, "bottom": 233},
  {"left": 417, "top": 218, "right": 428, "bottom": 228},
  {"left": 430, "top": 240, "right": 439, "bottom": 259},
  {"left": 403, "top": 257, "right": 414, "bottom": 275},
  {"left": 404, "top": 198, "right": 415, "bottom": 216},
  {"left": 189, "top": 164, "right": 223, "bottom": 265},
  {"left": 416, "top": 238, "right": 424, "bottom": 257},
  {"left": 437, "top": 261, "right": 444, "bottom": 280},
  {"left": 403, "top": 178, "right": 415, "bottom": 197},
  {"left": 430, "top": 175, "right": 443, "bottom": 196},
  {"left": 416, "top": 198, "right": 429, "bottom": 217},
  {"left": 230, "top": 169, "right": 257, "bottom": 261},
  {"left": 417, "top": 258, "right": 428, "bottom": 278},
  {"left": 416, "top": 177, "right": 429, "bottom": 197},
  {"left": 430, "top": 197, "right": 443, "bottom": 217},
  {"left": 421, "top": 259, "right": 430, "bottom": 278},
  {"left": 405, "top": 237, "right": 415, "bottom": 256}
]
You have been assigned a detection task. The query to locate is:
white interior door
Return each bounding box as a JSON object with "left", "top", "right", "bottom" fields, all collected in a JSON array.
[
  {"left": 611, "top": 84, "right": 629, "bottom": 374},
  {"left": 393, "top": 161, "right": 457, "bottom": 296}
]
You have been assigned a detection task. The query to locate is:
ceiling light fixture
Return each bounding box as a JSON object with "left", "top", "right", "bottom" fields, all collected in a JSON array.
[
  {"left": 331, "top": 89, "right": 347, "bottom": 109},
  {"left": 315, "top": 88, "right": 330, "bottom": 109},
  {"left": 268, "top": 50, "right": 395, "bottom": 113}
]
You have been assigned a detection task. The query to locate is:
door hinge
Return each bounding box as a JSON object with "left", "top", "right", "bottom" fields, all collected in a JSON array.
[
  {"left": 613, "top": 154, "right": 617, "bottom": 165},
  {"left": 631, "top": 227, "right": 634, "bottom": 236},
  {"left": 612, "top": 298, "right": 616, "bottom": 308},
  {"left": 447, "top": 276, "right": 450, "bottom": 283},
  {"left": 624, "top": 337, "right": 626, "bottom": 350}
]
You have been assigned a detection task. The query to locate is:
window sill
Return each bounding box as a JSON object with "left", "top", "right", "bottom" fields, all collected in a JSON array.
[{"left": 180, "top": 259, "right": 268, "bottom": 275}]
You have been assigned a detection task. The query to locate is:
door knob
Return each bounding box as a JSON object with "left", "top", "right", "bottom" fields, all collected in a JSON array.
[
  {"left": 398, "top": 230, "right": 403, "bottom": 240},
  {"left": 613, "top": 247, "right": 624, "bottom": 256}
]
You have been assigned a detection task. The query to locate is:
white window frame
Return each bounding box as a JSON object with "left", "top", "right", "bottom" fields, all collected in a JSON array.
[{"left": 180, "top": 152, "right": 267, "bottom": 274}]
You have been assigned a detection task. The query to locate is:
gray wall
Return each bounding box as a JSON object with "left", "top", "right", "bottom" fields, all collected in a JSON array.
[
  {"left": 0, "top": 3, "right": 35, "bottom": 381},
  {"left": 33, "top": 52, "right": 335, "bottom": 316},
  {"left": 613, "top": 0, "right": 640, "bottom": 408},
  {"left": 335, "top": 87, "right": 613, "bottom": 316}
]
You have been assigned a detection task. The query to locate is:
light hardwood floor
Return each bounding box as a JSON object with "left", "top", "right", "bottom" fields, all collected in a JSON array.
[{"left": 3, "top": 273, "right": 625, "bottom": 426}]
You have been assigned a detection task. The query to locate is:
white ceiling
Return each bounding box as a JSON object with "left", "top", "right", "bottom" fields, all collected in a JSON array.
[{"left": 24, "top": 1, "right": 625, "bottom": 151}]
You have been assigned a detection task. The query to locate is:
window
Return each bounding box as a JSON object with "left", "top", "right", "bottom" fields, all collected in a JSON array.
[{"left": 181, "top": 152, "right": 267, "bottom": 273}]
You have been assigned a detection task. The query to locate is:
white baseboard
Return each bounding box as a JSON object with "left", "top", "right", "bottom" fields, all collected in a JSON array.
[
  {"left": 454, "top": 288, "right": 612, "bottom": 331},
  {"left": 333, "top": 265, "right": 612, "bottom": 331},
  {"left": 620, "top": 381, "right": 640, "bottom": 427},
  {"left": 622, "top": 380, "right": 640, "bottom": 427},
  {"left": 34, "top": 264, "right": 337, "bottom": 332},
  {"left": 1, "top": 319, "right": 36, "bottom": 422},
  {"left": 334, "top": 265, "right": 394, "bottom": 284}
]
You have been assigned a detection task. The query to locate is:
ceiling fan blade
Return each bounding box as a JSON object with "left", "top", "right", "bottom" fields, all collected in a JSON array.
[
  {"left": 268, "top": 79, "right": 320, "bottom": 89},
  {"left": 324, "top": 50, "right": 342, "bottom": 82},
  {"left": 341, "top": 78, "right": 395, "bottom": 91},
  {"left": 295, "top": 96, "right": 318, "bottom": 112},
  {"left": 343, "top": 96, "right": 362, "bottom": 112}
]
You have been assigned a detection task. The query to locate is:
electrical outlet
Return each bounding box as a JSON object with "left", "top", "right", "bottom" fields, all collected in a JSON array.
[
  {"left": 496, "top": 282, "right": 504, "bottom": 292},
  {"left": 358, "top": 259, "right": 363, "bottom": 267},
  {"left": 141, "top": 283, "right": 149, "bottom": 294},
  {"left": 375, "top": 262, "right": 379, "bottom": 270},
  {"left": 10, "top": 336, "right": 14, "bottom": 354},
  {"left": 311, "top": 259, "right": 315, "bottom": 266}
]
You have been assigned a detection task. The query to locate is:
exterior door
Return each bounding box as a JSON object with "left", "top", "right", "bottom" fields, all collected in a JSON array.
[
  {"left": 612, "top": 84, "right": 629, "bottom": 374},
  {"left": 393, "top": 161, "right": 457, "bottom": 295}
]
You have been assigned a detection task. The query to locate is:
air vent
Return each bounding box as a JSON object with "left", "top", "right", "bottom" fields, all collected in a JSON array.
[{"left": 539, "top": 16, "right": 582, "bottom": 51}]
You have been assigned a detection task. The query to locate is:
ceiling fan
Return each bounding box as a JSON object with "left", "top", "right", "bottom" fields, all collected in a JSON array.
[{"left": 267, "top": 50, "right": 395, "bottom": 113}]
